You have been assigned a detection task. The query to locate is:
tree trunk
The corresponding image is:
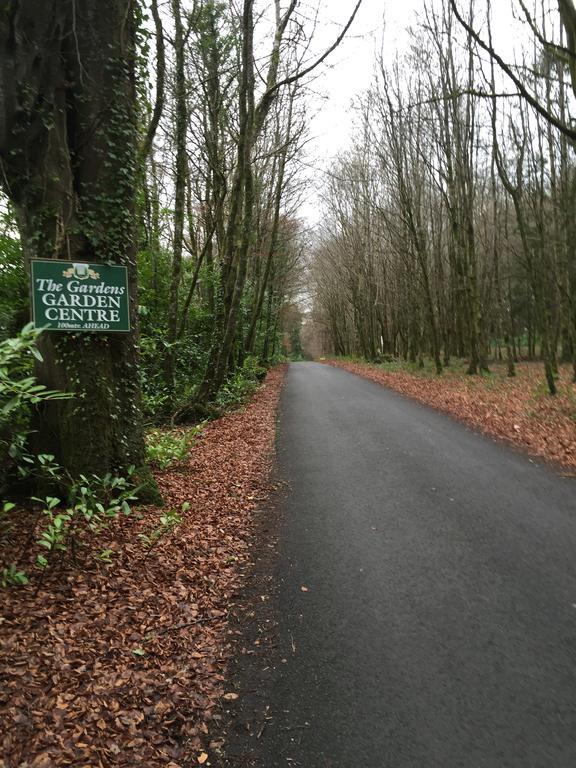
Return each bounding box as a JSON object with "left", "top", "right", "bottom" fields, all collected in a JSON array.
[
  {"left": 0, "top": 0, "right": 158, "bottom": 497},
  {"left": 165, "top": 0, "right": 188, "bottom": 395}
]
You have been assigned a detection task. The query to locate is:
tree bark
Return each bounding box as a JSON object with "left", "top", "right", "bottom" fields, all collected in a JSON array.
[
  {"left": 165, "top": 0, "right": 188, "bottom": 395},
  {"left": 0, "top": 0, "right": 158, "bottom": 496}
]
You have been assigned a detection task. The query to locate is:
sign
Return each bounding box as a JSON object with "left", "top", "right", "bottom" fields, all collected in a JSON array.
[{"left": 30, "top": 259, "right": 130, "bottom": 333}]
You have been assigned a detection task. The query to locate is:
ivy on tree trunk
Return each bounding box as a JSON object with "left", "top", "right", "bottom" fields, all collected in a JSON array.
[{"left": 0, "top": 0, "right": 158, "bottom": 496}]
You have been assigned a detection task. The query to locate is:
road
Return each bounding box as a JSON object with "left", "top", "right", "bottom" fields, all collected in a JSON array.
[{"left": 221, "top": 362, "right": 576, "bottom": 768}]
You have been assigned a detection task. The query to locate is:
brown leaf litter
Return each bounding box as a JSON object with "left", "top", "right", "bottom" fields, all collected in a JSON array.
[
  {"left": 325, "top": 359, "right": 576, "bottom": 470},
  {"left": 0, "top": 365, "right": 286, "bottom": 768}
]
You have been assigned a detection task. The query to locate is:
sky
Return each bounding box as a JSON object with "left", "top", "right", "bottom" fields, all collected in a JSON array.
[
  {"left": 295, "top": 0, "right": 431, "bottom": 222},
  {"left": 305, "top": 0, "right": 417, "bottom": 160}
]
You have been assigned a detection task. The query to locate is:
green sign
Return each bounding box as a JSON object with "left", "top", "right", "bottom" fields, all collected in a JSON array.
[{"left": 30, "top": 259, "right": 130, "bottom": 333}]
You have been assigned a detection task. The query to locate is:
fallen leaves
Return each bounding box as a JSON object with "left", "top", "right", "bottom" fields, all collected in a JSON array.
[
  {"left": 326, "top": 360, "right": 576, "bottom": 469},
  {"left": 0, "top": 365, "right": 286, "bottom": 767}
]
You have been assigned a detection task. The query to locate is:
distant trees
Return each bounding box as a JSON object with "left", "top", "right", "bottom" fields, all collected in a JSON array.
[
  {"left": 451, "top": 0, "right": 576, "bottom": 392},
  {"left": 311, "top": 0, "right": 576, "bottom": 393}
]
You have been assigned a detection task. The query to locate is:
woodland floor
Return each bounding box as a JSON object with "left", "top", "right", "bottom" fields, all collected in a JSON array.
[
  {"left": 0, "top": 365, "right": 285, "bottom": 768},
  {"left": 325, "top": 358, "right": 576, "bottom": 470}
]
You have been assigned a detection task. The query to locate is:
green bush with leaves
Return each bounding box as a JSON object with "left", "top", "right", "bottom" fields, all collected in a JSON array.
[
  {"left": 33, "top": 469, "right": 139, "bottom": 570},
  {"left": 0, "top": 324, "right": 72, "bottom": 490},
  {"left": 1, "top": 563, "right": 29, "bottom": 588},
  {"left": 138, "top": 333, "right": 174, "bottom": 418},
  {"left": 138, "top": 501, "right": 188, "bottom": 556},
  {"left": 1, "top": 467, "right": 140, "bottom": 586},
  {"left": 242, "top": 354, "right": 267, "bottom": 381},
  {"left": 145, "top": 424, "right": 203, "bottom": 470},
  {"left": 0, "top": 206, "right": 27, "bottom": 340},
  {"left": 215, "top": 355, "right": 267, "bottom": 411}
]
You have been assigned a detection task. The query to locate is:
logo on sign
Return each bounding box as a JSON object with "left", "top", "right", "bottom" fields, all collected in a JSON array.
[{"left": 62, "top": 264, "right": 101, "bottom": 281}]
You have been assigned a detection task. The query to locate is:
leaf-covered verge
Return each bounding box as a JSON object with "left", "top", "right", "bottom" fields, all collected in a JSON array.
[
  {"left": 0, "top": 365, "right": 286, "bottom": 768},
  {"left": 325, "top": 359, "right": 576, "bottom": 470}
]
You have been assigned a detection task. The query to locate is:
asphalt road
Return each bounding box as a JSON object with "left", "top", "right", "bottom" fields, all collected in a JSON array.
[{"left": 221, "top": 361, "right": 576, "bottom": 768}]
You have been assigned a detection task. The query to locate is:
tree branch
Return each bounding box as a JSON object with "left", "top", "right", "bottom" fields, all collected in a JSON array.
[
  {"left": 558, "top": 0, "right": 576, "bottom": 95},
  {"left": 256, "top": 0, "right": 363, "bottom": 126},
  {"left": 449, "top": 0, "right": 576, "bottom": 141},
  {"left": 139, "top": 0, "right": 165, "bottom": 162}
]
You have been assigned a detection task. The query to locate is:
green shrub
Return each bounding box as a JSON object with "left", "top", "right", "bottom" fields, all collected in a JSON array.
[
  {"left": 145, "top": 424, "right": 203, "bottom": 470},
  {"left": 242, "top": 354, "right": 267, "bottom": 381},
  {"left": 0, "top": 324, "right": 72, "bottom": 490},
  {"left": 139, "top": 334, "right": 173, "bottom": 418},
  {"left": 138, "top": 502, "right": 188, "bottom": 554},
  {"left": 215, "top": 356, "right": 267, "bottom": 411},
  {"left": 1, "top": 467, "right": 140, "bottom": 586},
  {"left": 1, "top": 563, "right": 29, "bottom": 588},
  {"left": 35, "top": 470, "right": 138, "bottom": 564},
  {"left": 0, "top": 207, "right": 27, "bottom": 340}
]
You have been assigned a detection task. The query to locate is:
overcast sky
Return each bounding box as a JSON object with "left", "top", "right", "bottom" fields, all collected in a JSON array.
[{"left": 306, "top": 0, "right": 416, "bottom": 159}]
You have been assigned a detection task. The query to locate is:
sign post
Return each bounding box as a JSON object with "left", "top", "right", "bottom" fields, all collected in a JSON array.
[{"left": 30, "top": 259, "right": 130, "bottom": 333}]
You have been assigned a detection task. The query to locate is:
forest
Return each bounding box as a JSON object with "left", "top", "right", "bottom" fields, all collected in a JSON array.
[
  {"left": 1, "top": 1, "right": 576, "bottom": 765},
  {"left": 0, "top": 0, "right": 366, "bottom": 495},
  {"left": 1, "top": 0, "right": 575, "bottom": 490},
  {"left": 311, "top": 1, "right": 576, "bottom": 397}
]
